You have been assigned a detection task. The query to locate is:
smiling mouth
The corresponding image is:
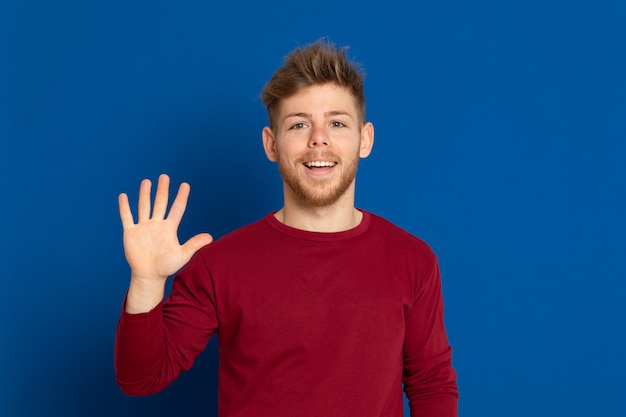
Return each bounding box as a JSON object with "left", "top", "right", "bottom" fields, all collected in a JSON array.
[{"left": 304, "top": 161, "right": 337, "bottom": 169}]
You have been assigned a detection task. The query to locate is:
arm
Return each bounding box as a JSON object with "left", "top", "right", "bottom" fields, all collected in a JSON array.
[
  {"left": 114, "top": 174, "right": 214, "bottom": 395},
  {"left": 403, "top": 255, "right": 458, "bottom": 416}
]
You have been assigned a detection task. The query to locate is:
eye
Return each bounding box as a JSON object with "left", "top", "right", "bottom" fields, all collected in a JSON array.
[
  {"left": 330, "top": 121, "right": 346, "bottom": 128},
  {"left": 290, "top": 122, "right": 307, "bottom": 130}
]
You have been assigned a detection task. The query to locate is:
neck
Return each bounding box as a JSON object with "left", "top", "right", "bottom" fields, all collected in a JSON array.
[{"left": 275, "top": 188, "right": 362, "bottom": 233}]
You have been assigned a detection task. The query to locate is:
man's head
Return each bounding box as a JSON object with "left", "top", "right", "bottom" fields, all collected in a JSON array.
[{"left": 261, "top": 40, "right": 366, "bottom": 129}]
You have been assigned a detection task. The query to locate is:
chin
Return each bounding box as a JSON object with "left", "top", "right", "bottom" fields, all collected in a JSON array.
[
  {"left": 279, "top": 157, "right": 359, "bottom": 208},
  {"left": 288, "top": 180, "right": 355, "bottom": 208}
]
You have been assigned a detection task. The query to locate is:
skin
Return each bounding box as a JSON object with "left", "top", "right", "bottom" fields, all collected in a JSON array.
[
  {"left": 118, "top": 82, "right": 374, "bottom": 313},
  {"left": 118, "top": 175, "right": 213, "bottom": 313},
  {"left": 262, "top": 83, "right": 374, "bottom": 232}
]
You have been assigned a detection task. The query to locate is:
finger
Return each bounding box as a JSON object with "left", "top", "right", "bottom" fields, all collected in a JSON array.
[
  {"left": 166, "top": 182, "right": 191, "bottom": 225},
  {"left": 137, "top": 179, "right": 152, "bottom": 222},
  {"left": 152, "top": 174, "right": 170, "bottom": 219},
  {"left": 181, "top": 233, "right": 214, "bottom": 262},
  {"left": 118, "top": 193, "right": 135, "bottom": 229}
]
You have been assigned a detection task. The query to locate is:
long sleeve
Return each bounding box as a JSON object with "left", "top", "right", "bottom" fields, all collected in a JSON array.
[
  {"left": 403, "top": 256, "right": 458, "bottom": 416},
  {"left": 113, "top": 212, "right": 458, "bottom": 416},
  {"left": 114, "top": 252, "right": 218, "bottom": 396}
]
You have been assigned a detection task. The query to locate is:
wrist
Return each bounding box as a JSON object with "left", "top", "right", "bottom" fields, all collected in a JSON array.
[{"left": 125, "top": 276, "right": 166, "bottom": 314}]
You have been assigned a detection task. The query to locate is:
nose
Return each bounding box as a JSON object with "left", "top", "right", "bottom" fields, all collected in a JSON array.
[{"left": 308, "top": 125, "right": 330, "bottom": 147}]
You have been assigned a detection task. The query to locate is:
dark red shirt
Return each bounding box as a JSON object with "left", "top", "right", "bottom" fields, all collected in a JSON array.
[{"left": 115, "top": 211, "right": 458, "bottom": 416}]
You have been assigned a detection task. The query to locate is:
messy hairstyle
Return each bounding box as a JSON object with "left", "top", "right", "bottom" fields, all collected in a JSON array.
[{"left": 260, "top": 40, "right": 366, "bottom": 128}]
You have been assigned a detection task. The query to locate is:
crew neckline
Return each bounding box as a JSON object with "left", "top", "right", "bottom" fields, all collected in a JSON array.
[{"left": 264, "top": 210, "right": 371, "bottom": 242}]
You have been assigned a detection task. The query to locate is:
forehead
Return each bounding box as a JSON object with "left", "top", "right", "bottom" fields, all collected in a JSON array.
[{"left": 277, "top": 83, "right": 358, "bottom": 118}]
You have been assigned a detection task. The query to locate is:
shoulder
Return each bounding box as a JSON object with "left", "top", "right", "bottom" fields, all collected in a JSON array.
[
  {"left": 361, "top": 211, "right": 441, "bottom": 292},
  {"left": 196, "top": 215, "right": 272, "bottom": 260},
  {"left": 180, "top": 215, "right": 272, "bottom": 278},
  {"left": 364, "top": 211, "right": 436, "bottom": 257}
]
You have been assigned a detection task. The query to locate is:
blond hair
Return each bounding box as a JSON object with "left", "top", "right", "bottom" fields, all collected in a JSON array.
[{"left": 261, "top": 40, "right": 366, "bottom": 128}]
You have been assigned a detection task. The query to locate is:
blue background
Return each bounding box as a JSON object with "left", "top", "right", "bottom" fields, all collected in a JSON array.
[{"left": 2, "top": 0, "right": 624, "bottom": 416}]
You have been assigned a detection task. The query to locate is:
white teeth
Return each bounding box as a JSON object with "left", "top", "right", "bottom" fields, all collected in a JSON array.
[{"left": 306, "top": 161, "right": 336, "bottom": 168}]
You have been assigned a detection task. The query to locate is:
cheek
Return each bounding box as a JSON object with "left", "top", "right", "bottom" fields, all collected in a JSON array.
[
  {"left": 276, "top": 145, "right": 301, "bottom": 168},
  {"left": 276, "top": 136, "right": 308, "bottom": 156},
  {"left": 275, "top": 143, "right": 296, "bottom": 160},
  {"left": 346, "top": 140, "right": 365, "bottom": 157}
]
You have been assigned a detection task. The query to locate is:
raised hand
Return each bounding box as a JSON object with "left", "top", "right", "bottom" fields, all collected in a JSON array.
[{"left": 118, "top": 174, "right": 213, "bottom": 313}]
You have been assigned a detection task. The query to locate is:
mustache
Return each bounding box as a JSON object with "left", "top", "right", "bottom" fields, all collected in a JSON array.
[{"left": 295, "top": 151, "right": 340, "bottom": 164}]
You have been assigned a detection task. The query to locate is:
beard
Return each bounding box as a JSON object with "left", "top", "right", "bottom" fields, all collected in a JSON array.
[{"left": 277, "top": 150, "right": 360, "bottom": 208}]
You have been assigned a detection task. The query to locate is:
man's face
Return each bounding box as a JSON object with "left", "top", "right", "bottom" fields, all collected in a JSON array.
[{"left": 262, "top": 83, "right": 374, "bottom": 208}]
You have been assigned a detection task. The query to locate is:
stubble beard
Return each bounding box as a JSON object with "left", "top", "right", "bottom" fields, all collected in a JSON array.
[{"left": 277, "top": 151, "right": 360, "bottom": 208}]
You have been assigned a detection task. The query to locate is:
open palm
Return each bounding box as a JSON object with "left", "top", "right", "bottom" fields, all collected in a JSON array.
[{"left": 118, "top": 174, "right": 213, "bottom": 282}]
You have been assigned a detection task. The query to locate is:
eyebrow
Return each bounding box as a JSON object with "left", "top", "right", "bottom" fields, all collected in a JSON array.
[{"left": 283, "top": 111, "right": 354, "bottom": 120}]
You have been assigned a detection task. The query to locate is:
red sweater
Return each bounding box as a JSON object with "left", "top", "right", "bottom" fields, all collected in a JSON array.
[{"left": 115, "top": 211, "right": 458, "bottom": 416}]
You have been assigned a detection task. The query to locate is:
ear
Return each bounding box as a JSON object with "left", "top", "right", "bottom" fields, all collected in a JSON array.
[
  {"left": 262, "top": 126, "right": 278, "bottom": 162},
  {"left": 359, "top": 122, "right": 374, "bottom": 158}
]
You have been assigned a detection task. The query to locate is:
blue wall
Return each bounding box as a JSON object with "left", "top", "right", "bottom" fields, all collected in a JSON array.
[{"left": 2, "top": 1, "right": 624, "bottom": 416}]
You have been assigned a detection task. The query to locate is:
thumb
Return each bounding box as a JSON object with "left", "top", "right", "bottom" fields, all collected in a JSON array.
[{"left": 181, "top": 233, "right": 214, "bottom": 261}]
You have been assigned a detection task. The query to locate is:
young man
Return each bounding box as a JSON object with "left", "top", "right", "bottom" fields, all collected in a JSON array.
[{"left": 115, "top": 40, "right": 458, "bottom": 416}]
